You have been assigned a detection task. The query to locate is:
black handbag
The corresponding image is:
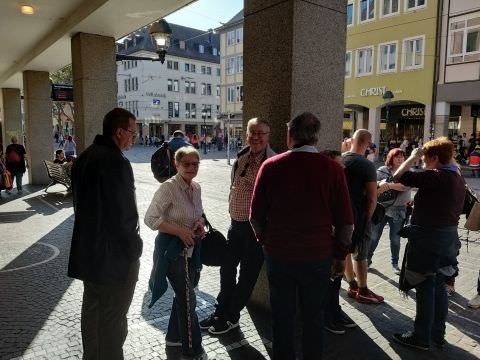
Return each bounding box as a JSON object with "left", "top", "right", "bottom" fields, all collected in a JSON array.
[
  {"left": 371, "top": 203, "right": 386, "bottom": 225},
  {"left": 200, "top": 218, "right": 228, "bottom": 266},
  {"left": 377, "top": 189, "right": 398, "bottom": 207}
]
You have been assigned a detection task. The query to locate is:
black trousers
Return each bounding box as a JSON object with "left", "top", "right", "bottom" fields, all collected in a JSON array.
[
  {"left": 216, "top": 220, "right": 264, "bottom": 323},
  {"left": 81, "top": 260, "right": 139, "bottom": 360}
]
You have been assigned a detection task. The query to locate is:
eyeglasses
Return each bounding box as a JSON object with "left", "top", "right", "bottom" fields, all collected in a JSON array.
[
  {"left": 248, "top": 131, "right": 269, "bottom": 137},
  {"left": 123, "top": 128, "right": 138, "bottom": 137},
  {"left": 181, "top": 161, "right": 200, "bottom": 168}
]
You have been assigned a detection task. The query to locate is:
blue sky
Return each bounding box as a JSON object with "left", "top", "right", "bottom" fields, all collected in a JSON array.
[{"left": 165, "top": 0, "right": 243, "bottom": 31}]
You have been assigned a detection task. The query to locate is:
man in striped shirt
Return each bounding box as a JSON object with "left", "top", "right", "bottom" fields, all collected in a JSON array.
[{"left": 200, "top": 117, "right": 275, "bottom": 335}]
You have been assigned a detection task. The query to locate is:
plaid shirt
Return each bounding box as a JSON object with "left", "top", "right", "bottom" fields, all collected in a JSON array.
[{"left": 229, "top": 151, "right": 264, "bottom": 221}]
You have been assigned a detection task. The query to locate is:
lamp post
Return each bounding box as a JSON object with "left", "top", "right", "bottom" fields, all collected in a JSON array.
[
  {"left": 149, "top": 19, "right": 172, "bottom": 64},
  {"left": 227, "top": 113, "right": 231, "bottom": 165},
  {"left": 202, "top": 110, "right": 207, "bottom": 154}
]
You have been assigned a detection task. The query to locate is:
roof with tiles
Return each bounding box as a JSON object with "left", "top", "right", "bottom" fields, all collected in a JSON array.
[{"left": 117, "top": 23, "right": 220, "bottom": 64}]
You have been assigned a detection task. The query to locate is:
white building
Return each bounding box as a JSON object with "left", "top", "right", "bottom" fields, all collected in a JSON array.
[{"left": 116, "top": 23, "right": 220, "bottom": 140}]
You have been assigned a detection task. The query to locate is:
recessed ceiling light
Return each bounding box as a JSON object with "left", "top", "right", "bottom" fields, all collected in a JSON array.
[{"left": 21, "top": 5, "right": 35, "bottom": 15}]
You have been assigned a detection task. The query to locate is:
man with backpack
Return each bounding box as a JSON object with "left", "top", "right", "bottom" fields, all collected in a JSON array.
[
  {"left": 5, "top": 136, "right": 28, "bottom": 194},
  {"left": 151, "top": 130, "right": 191, "bottom": 182}
]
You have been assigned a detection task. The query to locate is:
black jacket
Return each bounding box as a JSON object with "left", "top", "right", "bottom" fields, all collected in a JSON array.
[{"left": 68, "top": 135, "right": 143, "bottom": 284}]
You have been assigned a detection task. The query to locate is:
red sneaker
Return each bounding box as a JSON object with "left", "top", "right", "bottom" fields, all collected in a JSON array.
[
  {"left": 356, "top": 289, "right": 384, "bottom": 304},
  {"left": 347, "top": 287, "right": 359, "bottom": 299}
]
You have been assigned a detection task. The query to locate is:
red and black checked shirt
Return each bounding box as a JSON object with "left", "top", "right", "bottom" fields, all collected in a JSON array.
[{"left": 229, "top": 151, "right": 264, "bottom": 221}]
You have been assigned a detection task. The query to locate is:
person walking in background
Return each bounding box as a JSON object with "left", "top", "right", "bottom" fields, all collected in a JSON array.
[
  {"left": 250, "top": 113, "right": 353, "bottom": 359},
  {"left": 63, "top": 135, "right": 77, "bottom": 157},
  {"left": 5, "top": 136, "right": 28, "bottom": 194},
  {"left": 392, "top": 137, "right": 464, "bottom": 351},
  {"left": 342, "top": 129, "right": 384, "bottom": 304},
  {"left": 169, "top": 130, "right": 191, "bottom": 153},
  {"left": 368, "top": 148, "right": 411, "bottom": 275},
  {"left": 145, "top": 147, "right": 206, "bottom": 360},
  {"left": 199, "top": 118, "right": 275, "bottom": 335},
  {"left": 68, "top": 108, "right": 143, "bottom": 360}
]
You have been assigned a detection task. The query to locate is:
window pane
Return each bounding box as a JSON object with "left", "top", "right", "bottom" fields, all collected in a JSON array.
[
  {"left": 368, "top": 0, "right": 375, "bottom": 19},
  {"left": 366, "top": 48, "right": 372, "bottom": 72},
  {"left": 467, "top": 17, "right": 480, "bottom": 27},
  {"left": 382, "top": 0, "right": 390, "bottom": 15},
  {"left": 418, "top": 0, "right": 425, "bottom": 6},
  {"left": 450, "top": 31, "right": 464, "bottom": 55},
  {"left": 467, "top": 30, "right": 480, "bottom": 53},
  {"left": 361, "top": 0, "right": 367, "bottom": 21},
  {"left": 389, "top": 44, "right": 396, "bottom": 69},
  {"left": 392, "top": 0, "right": 398, "bottom": 12},
  {"left": 415, "top": 39, "right": 423, "bottom": 65},
  {"left": 408, "top": 0, "right": 415, "bottom": 8},
  {"left": 347, "top": 4, "right": 353, "bottom": 24}
]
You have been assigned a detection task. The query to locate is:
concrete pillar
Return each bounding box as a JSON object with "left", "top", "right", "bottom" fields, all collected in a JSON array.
[
  {"left": 356, "top": 111, "right": 363, "bottom": 132},
  {"left": 23, "top": 71, "right": 52, "bottom": 185},
  {"left": 424, "top": 104, "right": 432, "bottom": 142},
  {"left": 368, "top": 107, "right": 381, "bottom": 145},
  {"left": 1, "top": 88, "right": 22, "bottom": 150},
  {"left": 72, "top": 33, "right": 116, "bottom": 153},
  {"left": 244, "top": 0, "right": 347, "bottom": 311},
  {"left": 434, "top": 102, "right": 449, "bottom": 138},
  {"left": 243, "top": 0, "right": 346, "bottom": 153}
]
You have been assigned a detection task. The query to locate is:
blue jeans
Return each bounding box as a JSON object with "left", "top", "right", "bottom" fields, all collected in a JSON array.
[
  {"left": 216, "top": 220, "right": 264, "bottom": 323},
  {"left": 265, "top": 253, "right": 331, "bottom": 360},
  {"left": 414, "top": 273, "right": 448, "bottom": 344},
  {"left": 11, "top": 170, "right": 24, "bottom": 191},
  {"left": 368, "top": 214, "right": 403, "bottom": 266},
  {"left": 166, "top": 254, "right": 203, "bottom": 357}
]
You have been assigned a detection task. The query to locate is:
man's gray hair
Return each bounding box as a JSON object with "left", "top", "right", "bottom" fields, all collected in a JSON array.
[
  {"left": 287, "top": 112, "right": 321, "bottom": 146},
  {"left": 247, "top": 118, "right": 271, "bottom": 133}
]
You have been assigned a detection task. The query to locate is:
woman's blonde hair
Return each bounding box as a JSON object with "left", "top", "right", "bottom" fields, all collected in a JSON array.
[
  {"left": 423, "top": 137, "right": 454, "bottom": 165},
  {"left": 174, "top": 146, "right": 200, "bottom": 163}
]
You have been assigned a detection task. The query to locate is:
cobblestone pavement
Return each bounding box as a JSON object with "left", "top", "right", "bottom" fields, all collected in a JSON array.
[{"left": 1, "top": 145, "right": 480, "bottom": 360}]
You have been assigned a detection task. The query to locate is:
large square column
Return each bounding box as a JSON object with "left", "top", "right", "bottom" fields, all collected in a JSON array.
[
  {"left": 23, "top": 71, "right": 52, "bottom": 185},
  {"left": 244, "top": 0, "right": 347, "bottom": 311},
  {"left": 243, "top": 0, "right": 347, "bottom": 152},
  {"left": 72, "top": 33, "right": 116, "bottom": 153},
  {"left": 434, "top": 102, "right": 449, "bottom": 138},
  {"left": 1, "top": 88, "right": 22, "bottom": 150}
]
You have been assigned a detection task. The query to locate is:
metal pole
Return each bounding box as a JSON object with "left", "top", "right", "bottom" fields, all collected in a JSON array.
[
  {"left": 227, "top": 113, "right": 231, "bottom": 165},
  {"left": 203, "top": 113, "right": 207, "bottom": 155}
]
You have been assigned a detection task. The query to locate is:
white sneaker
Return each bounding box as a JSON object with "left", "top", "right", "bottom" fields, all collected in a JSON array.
[{"left": 468, "top": 294, "right": 480, "bottom": 309}]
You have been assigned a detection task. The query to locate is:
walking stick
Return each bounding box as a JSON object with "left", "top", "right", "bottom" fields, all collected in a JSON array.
[{"left": 184, "top": 248, "right": 193, "bottom": 350}]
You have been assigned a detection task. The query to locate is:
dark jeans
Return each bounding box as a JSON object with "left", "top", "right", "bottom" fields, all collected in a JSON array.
[
  {"left": 325, "top": 276, "right": 342, "bottom": 323},
  {"left": 10, "top": 169, "right": 24, "bottom": 191},
  {"left": 414, "top": 272, "right": 448, "bottom": 345},
  {"left": 216, "top": 220, "right": 264, "bottom": 323},
  {"left": 166, "top": 253, "right": 203, "bottom": 357},
  {"left": 368, "top": 214, "right": 403, "bottom": 266},
  {"left": 81, "top": 260, "right": 139, "bottom": 360},
  {"left": 265, "top": 253, "right": 331, "bottom": 360}
]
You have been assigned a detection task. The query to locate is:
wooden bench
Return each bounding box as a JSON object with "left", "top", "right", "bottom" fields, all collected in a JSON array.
[{"left": 43, "top": 160, "right": 71, "bottom": 192}]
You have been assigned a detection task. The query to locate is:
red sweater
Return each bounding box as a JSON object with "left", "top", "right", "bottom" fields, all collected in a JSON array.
[{"left": 250, "top": 151, "right": 353, "bottom": 261}]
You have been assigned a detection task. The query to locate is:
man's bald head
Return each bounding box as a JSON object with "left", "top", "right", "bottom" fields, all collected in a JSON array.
[{"left": 352, "top": 129, "right": 372, "bottom": 146}]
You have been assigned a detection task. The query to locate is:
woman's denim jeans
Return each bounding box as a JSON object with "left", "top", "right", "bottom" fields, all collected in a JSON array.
[
  {"left": 165, "top": 254, "right": 203, "bottom": 357},
  {"left": 368, "top": 214, "right": 404, "bottom": 266}
]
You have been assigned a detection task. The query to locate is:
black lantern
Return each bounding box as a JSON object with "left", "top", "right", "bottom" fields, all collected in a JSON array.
[{"left": 149, "top": 19, "right": 172, "bottom": 64}]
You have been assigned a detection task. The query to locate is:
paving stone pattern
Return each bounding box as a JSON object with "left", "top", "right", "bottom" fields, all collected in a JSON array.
[{"left": 1, "top": 145, "right": 479, "bottom": 359}]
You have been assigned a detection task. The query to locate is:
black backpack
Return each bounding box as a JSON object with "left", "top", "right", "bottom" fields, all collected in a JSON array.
[{"left": 151, "top": 142, "right": 176, "bottom": 183}]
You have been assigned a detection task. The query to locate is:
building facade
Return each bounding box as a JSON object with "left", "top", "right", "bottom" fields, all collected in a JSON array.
[
  {"left": 436, "top": 0, "right": 480, "bottom": 140},
  {"left": 217, "top": 10, "right": 244, "bottom": 139},
  {"left": 344, "top": 0, "right": 439, "bottom": 153},
  {"left": 116, "top": 24, "right": 220, "bottom": 140}
]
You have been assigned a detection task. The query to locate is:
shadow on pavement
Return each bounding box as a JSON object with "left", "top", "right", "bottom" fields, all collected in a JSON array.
[{"left": 0, "top": 216, "right": 75, "bottom": 359}]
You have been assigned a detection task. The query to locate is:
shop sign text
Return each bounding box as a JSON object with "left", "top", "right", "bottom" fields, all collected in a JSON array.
[
  {"left": 401, "top": 107, "right": 424, "bottom": 117},
  {"left": 360, "top": 86, "right": 386, "bottom": 97}
]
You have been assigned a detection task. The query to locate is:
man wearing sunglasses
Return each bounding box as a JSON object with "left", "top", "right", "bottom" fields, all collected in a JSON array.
[
  {"left": 200, "top": 117, "right": 275, "bottom": 335},
  {"left": 68, "top": 108, "right": 143, "bottom": 359}
]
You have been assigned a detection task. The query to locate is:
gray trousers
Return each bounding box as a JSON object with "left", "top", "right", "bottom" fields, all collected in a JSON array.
[{"left": 81, "top": 261, "right": 139, "bottom": 360}]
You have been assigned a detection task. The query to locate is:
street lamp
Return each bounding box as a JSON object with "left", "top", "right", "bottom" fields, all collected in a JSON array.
[
  {"left": 383, "top": 90, "right": 394, "bottom": 124},
  {"left": 202, "top": 110, "right": 207, "bottom": 154},
  {"left": 149, "top": 19, "right": 172, "bottom": 64}
]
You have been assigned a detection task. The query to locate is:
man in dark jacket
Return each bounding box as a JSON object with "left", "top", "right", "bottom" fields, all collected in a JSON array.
[{"left": 68, "top": 108, "right": 143, "bottom": 360}]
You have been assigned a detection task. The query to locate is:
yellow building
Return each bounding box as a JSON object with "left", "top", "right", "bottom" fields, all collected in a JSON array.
[
  {"left": 217, "top": 10, "right": 244, "bottom": 139},
  {"left": 344, "top": 0, "right": 439, "bottom": 153}
]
